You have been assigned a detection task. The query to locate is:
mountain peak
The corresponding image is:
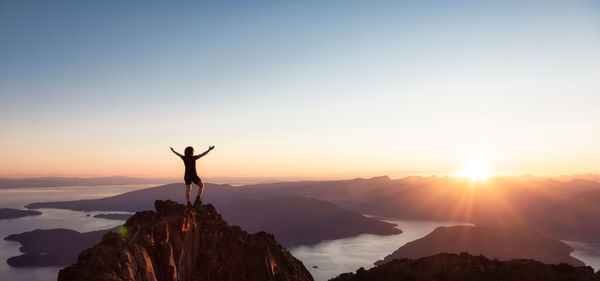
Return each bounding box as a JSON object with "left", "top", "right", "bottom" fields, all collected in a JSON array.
[{"left": 58, "top": 199, "right": 313, "bottom": 281}]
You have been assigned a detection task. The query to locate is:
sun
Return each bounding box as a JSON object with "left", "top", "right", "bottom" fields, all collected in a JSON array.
[{"left": 458, "top": 155, "right": 495, "bottom": 181}]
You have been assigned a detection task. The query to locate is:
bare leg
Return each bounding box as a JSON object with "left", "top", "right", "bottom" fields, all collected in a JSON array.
[
  {"left": 196, "top": 180, "right": 204, "bottom": 201},
  {"left": 186, "top": 184, "right": 192, "bottom": 203}
]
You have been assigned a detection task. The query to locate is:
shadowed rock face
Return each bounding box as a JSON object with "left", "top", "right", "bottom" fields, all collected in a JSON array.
[
  {"left": 58, "top": 199, "right": 313, "bottom": 281},
  {"left": 332, "top": 253, "right": 600, "bottom": 281}
]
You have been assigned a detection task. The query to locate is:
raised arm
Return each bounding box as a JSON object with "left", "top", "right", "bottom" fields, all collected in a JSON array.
[
  {"left": 170, "top": 147, "right": 183, "bottom": 157},
  {"left": 194, "top": 145, "right": 215, "bottom": 159}
]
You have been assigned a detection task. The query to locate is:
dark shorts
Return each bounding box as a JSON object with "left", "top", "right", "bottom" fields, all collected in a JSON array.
[{"left": 184, "top": 175, "right": 201, "bottom": 185}]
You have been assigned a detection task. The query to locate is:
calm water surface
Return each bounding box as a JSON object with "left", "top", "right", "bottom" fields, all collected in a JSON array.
[
  {"left": 290, "top": 220, "right": 600, "bottom": 281},
  {"left": 290, "top": 220, "right": 472, "bottom": 281},
  {"left": 0, "top": 185, "right": 150, "bottom": 281}
]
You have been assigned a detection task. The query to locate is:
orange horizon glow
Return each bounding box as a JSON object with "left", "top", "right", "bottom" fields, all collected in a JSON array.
[
  {"left": 0, "top": 162, "right": 596, "bottom": 182},
  {"left": 0, "top": 143, "right": 597, "bottom": 180}
]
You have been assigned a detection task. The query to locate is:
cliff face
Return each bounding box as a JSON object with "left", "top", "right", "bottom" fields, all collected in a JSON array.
[
  {"left": 332, "top": 253, "right": 600, "bottom": 281},
  {"left": 58, "top": 199, "right": 314, "bottom": 281}
]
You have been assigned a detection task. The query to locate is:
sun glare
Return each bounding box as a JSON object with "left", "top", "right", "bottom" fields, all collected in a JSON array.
[{"left": 458, "top": 155, "right": 495, "bottom": 181}]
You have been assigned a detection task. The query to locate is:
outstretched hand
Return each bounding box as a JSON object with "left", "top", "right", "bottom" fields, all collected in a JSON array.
[
  {"left": 170, "top": 147, "right": 175, "bottom": 151},
  {"left": 209, "top": 145, "right": 215, "bottom": 150}
]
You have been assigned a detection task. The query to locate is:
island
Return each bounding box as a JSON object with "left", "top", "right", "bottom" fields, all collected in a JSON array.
[
  {"left": 376, "top": 225, "right": 584, "bottom": 266},
  {"left": 4, "top": 227, "right": 119, "bottom": 267},
  {"left": 0, "top": 208, "right": 42, "bottom": 219},
  {"left": 219, "top": 195, "right": 402, "bottom": 247},
  {"left": 93, "top": 213, "right": 132, "bottom": 220},
  {"left": 333, "top": 253, "right": 596, "bottom": 281}
]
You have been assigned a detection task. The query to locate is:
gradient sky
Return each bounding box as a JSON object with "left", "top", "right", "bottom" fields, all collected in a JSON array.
[{"left": 1, "top": 0, "right": 599, "bottom": 179}]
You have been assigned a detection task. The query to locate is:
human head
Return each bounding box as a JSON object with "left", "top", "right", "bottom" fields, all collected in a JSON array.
[{"left": 184, "top": 146, "right": 194, "bottom": 156}]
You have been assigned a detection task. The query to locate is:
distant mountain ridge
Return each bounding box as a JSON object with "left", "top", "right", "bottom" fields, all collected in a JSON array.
[
  {"left": 0, "top": 176, "right": 173, "bottom": 188},
  {"left": 25, "top": 175, "right": 600, "bottom": 242},
  {"left": 530, "top": 188, "right": 600, "bottom": 241},
  {"left": 556, "top": 174, "right": 600, "bottom": 183}
]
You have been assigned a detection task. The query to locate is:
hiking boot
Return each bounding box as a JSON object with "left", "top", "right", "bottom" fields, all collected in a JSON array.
[
  {"left": 194, "top": 196, "right": 202, "bottom": 207},
  {"left": 187, "top": 201, "right": 192, "bottom": 208}
]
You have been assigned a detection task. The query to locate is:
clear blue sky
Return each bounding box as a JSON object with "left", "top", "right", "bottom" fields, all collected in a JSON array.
[{"left": 1, "top": 0, "right": 599, "bottom": 178}]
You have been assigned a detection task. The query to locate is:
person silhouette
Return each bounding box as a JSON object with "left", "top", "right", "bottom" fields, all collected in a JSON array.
[{"left": 170, "top": 145, "right": 214, "bottom": 207}]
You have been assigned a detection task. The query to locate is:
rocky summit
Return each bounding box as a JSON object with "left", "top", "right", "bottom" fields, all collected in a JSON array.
[{"left": 57, "top": 199, "right": 313, "bottom": 281}]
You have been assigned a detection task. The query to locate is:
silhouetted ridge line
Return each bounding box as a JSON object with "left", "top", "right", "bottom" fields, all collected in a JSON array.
[
  {"left": 26, "top": 176, "right": 600, "bottom": 243},
  {"left": 0, "top": 176, "right": 172, "bottom": 188}
]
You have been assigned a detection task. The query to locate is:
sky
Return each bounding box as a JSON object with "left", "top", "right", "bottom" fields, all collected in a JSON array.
[{"left": 1, "top": 0, "right": 599, "bottom": 179}]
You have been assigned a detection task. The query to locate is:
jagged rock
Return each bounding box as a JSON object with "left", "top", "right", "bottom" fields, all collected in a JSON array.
[
  {"left": 331, "top": 253, "right": 600, "bottom": 281},
  {"left": 58, "top": 199, "right": 313, "bottom": 281}
]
